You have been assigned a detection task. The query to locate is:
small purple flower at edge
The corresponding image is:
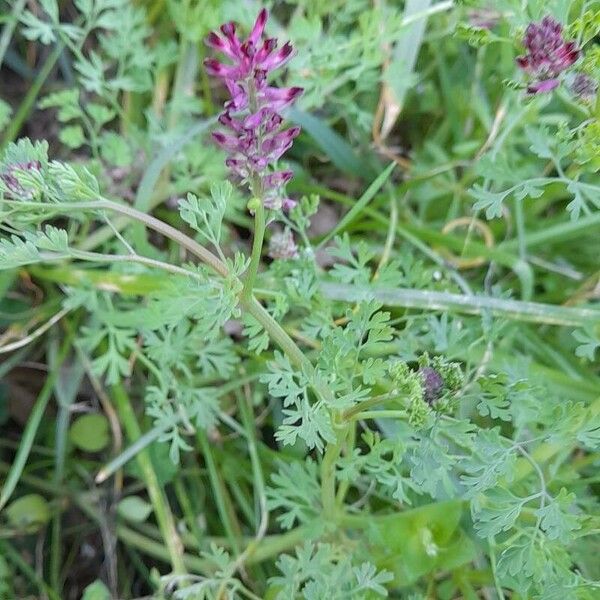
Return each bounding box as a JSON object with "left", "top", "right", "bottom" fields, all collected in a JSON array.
[
  {"left": 205, "top": 9, "right": 303, "bottom": 211},
  {"left": 418, "top": 366, "right": 445, "bottom": 405},
  {"left": 0, "top": 160, "right": 41, "bottom": 199},
  {"left": 571, "top": 72, "right": 598, "bottom": 102},
  {"left": 516, "top": 15, "right": 580, "bottom": 94},
  {"left": 268, "top": 228, "right": 299, "bottom": 260}
]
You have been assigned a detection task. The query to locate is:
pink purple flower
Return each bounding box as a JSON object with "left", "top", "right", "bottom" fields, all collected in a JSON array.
[
  {"left": 0, "top": 160, "right": 41, "bottom": 199},
  {"left": 205, "top": 9, "right": 303, "bottom": 210},
  {"left": 418, "top": 366, "right": 444, "bottom": 404},
  {"left": 268, "top": 228, "right": 299, "bottom": 260},
  {"left": 570, "top": 72, "right": 598, "bottom": 102},
  {"left": 516, "top": 16, "right": 579, "bottom": 94}
]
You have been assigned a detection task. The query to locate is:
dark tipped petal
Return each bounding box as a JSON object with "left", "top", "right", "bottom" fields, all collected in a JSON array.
[
  {"left": 225, "top": 157, "right": 249, "bottom": 178},
  {"left": 262, "top": 170, "right": 293, "bottom": 190},
  {"left": 560, "top": 42, "right": 580, "bottom": 67},
  {"left": 219, "top": 21, "right": 242, "bottom": 57},
  {"left": 248, "top": 8, "right": 268, "bottom": 45},
  {"left": 205, "top": 32, "right": 232, "bottom": 57},
  {"left": 243, "top": 108, "right": 270, "bottom": 129},
  {"left": 263, "top": 127, "right": 300, "bottom": 160},
  {"left": 207, "top": 31, "right": 241, "bottom": 60},
  {"left": 261, "top": 41, "right": 294, "bottom": 70},
  {"left": 218, "top": 111, "right": 243, "bottom": 132},
  {"left": 205, "top": 31, "right": 223, "bottom": 49},
  {"left": 527, "top": 78, "right": 560, "bottom": 94},
  {"left": 260, "top": 86, "right": 303, "bottom": 109},
  {"left": 264, "top": 112, "right": 283, "bottom": 133},
  {"left": 255, "top": 38, "right": 278, "bottom": 63},
  {"left": 240, "top": 40, "right": 256, "bottom": 60},
  {"left": 516, "top": 55, "right": 530, "bottom": 70},
  {"left": 212, "top": 131, "right": 241, "bottom": 151},
  {"left": 223, "top": 80, "right": 248, "bottom": 110},
  {"left": 204, "top": 58, "right": 239, "bottom": 79},
  {"left": 221, "top": 21, "right": 237, "bottom": 39}
]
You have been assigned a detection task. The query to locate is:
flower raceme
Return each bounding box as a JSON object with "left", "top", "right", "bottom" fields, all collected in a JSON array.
[
  {"left": 516, "top": 16, "right": 580, "bottom": 94},
  {"left": 205, "top": 9, "right": 303, "bottom": 211}
]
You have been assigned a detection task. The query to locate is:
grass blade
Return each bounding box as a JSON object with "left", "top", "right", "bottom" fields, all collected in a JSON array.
[
  {"left": 0, "top": 330, "right": 73, "bottom": 511},
  {"left": 318, "top": 162, "right": 396, "bottom": 247},
  {"left": 320, "top": 281, "right": 600, "bottom": 327},
  {"left": 288, "top": 106, "right": 375, "bottom": 179}
]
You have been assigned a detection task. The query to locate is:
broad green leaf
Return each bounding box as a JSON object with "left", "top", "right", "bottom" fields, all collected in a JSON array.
[
  {"left": 117, "top": 496, "right": 153, "bottom": 523},
  {"left": 351, "top": 500, "right": 475, "bottom": 585},
  {"left": 6, "top": 494, "right": 50, "bottom": 529},
  {"left": 69, "top": 413, "right": 110, "bottom": 452},
  {"left": 81, "top": 580, "right": 111, "bottom": 600}
]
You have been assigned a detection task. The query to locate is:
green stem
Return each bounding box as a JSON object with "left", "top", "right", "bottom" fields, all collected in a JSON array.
[
  {"left": 94, "top": 199, "right": 229, "bottom": 276},
  {"left": 514, "top": 196, "right": 526, "bottom": 261},
  {"left": 10, "top": 198, "right": 228, "bottom": 276},
  {"left": 335, "top": 422, "right": 356, "bottom": 505},
  {"left": 50, "top": 403, "right": 70, "bottom": 593},
  {"left": 0, "top": 0, "right": 27, "bottom": 68},
  {"left": 20, "top": 196, "right": 318, "bottom": 374},
  {"left": 115, "top": 524, "right": 208, "bottom": 573},
  {"left": 111, "top": 383, "right": 187, "bottom": 575},
  {"left": 349, "top": 409, "right": 408, "bottom": 421},
  {"left": 321, "top": 422, "right": 347, "bottom": 520},
  {"left": 242, "top": 296, "right": 310, "bottom": 370},
  {"left": 197, "top": 431, "right": 242, "bottom": 555},
  {"left": 174, "top": 477, "right": 203, "bottom": 551},
  {"left": 342, "top": 392, "right": 406, "bottom": 421},
  {"left": 235, "top": 389, "right": 268, "bottom": 565},
  {"left": 242, "top": 201, "right": 266, "bottom": 301}
]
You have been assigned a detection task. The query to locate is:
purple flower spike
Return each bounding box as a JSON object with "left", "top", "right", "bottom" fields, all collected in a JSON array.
[
  {"left": 516, "top": 16, "right": 580, "bottom": 94},
  {"left": 205, "top": 9, "right": 303, "bottom": 211}
]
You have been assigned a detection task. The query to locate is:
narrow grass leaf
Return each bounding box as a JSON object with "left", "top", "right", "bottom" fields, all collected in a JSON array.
[
  {"left": 287, "top": 106, "right": 374, "bottom": 179},
  {"left": 318, "top": 162, "right": 396, "bottom": 248}
]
